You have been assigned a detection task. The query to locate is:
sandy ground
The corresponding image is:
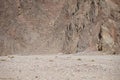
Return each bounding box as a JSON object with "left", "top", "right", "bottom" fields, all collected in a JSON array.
[{"left": 0, "top": 54, "right": 120, "bottom": 80}]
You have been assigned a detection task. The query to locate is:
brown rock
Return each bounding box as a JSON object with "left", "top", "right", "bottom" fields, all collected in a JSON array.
[{"left": 0, "top": 0, "right": 120, "bottom": 55}]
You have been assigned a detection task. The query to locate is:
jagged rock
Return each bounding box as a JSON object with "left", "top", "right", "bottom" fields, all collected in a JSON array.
[{"left": 0, "top": 0, "right": 120, "bottom": 55}]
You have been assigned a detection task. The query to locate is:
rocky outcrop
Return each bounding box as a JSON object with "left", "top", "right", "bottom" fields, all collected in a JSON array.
[{"left": 0, "top": 0, "right": 120, "bottom": 55}]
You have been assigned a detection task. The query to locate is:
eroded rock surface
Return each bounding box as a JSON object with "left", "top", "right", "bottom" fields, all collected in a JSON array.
[{"left": 0, "top": 0, "right": 120, "bottom": 55}]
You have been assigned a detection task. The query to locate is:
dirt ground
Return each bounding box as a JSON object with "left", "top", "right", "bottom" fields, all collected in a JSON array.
[{"left": 0, "top": 54, "right": 120, "bottom": 80}]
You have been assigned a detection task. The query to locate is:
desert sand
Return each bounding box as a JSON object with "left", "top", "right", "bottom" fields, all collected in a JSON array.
[{"left": 0, "top": 54, "right": 120, "bottom": 80}]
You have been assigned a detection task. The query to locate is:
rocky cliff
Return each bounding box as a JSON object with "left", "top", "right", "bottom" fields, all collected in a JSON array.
[{"left": 0, "top": 0, "right": 120, "bottom": 55}]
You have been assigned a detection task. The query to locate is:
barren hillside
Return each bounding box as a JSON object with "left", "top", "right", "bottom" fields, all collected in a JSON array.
[{"left": 0, "top": 0, "right": 120, "bottom": 55}]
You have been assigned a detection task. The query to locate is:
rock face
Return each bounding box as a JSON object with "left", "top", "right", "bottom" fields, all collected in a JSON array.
[{"left": 0, "top": 0, "right": 120, "bottom": 55}]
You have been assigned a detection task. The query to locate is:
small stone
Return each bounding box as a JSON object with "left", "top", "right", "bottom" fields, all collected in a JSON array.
[
  {"left": 35, "top": 76, "right": 38, "bottom": 78},
  {"left": 77, "top": 58, "right": 82, "bottom": 61}
]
